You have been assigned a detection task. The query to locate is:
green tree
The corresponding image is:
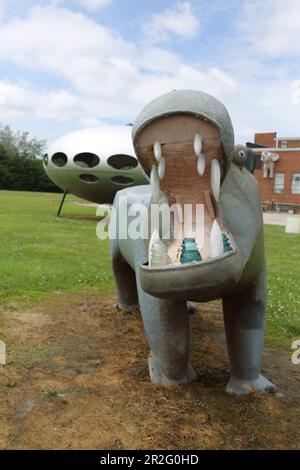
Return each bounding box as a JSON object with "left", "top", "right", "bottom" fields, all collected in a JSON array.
[
  {"left": 0, "top": 124, "right": 46, "bottom": 158},
  {"left": 0, "top": 124, "right": 59, "bottom": 192}
]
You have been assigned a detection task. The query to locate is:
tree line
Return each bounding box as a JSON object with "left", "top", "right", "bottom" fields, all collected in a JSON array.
[{"left": 0, "top": 124, "right": 60, "bottom": 192}]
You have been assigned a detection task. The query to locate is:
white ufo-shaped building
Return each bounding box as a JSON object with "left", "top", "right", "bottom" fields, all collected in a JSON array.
[{"left": 43, "top": 124, "right": 148, "bottom": 206}]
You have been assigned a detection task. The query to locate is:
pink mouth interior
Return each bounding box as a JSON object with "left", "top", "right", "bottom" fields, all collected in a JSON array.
[{"left": 135, "top": 114, "right": 234, "bottom": 264}]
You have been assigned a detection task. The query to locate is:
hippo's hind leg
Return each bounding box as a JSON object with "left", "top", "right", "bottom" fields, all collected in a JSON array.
[
  {"left": 222, "top": 271, "right": 277, "bottom": 395},
  {"left": 110, "top": 239, "right": 139, "bottom": 312}
]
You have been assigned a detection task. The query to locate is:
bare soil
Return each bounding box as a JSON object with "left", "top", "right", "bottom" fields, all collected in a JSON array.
[{"left": 0, "top": 294, "right": 299, "bottom": 450}]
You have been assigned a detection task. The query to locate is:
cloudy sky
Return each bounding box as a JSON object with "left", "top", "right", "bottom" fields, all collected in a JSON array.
[{"left": 0, "top": 0, "right": 299, "bottom": 144}]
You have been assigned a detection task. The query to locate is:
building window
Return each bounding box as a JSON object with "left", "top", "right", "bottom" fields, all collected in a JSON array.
[
  {"left": 291, "top": 173, "right": 300, "bottom": 194},
  {"left": 51, "top": 152, "right": 67, "bottom": 167},
  {"left": 281, "top": 140, "right": 288, "bottom": 148},
  {"left": 274, "top": 173, "right": 285, "bottom": 193},
  {"left": 107, "top": 154, "right": 138, "bottom": 170},
  {"left": 74, "top": 153, "right": 99, "bottom": 168}
]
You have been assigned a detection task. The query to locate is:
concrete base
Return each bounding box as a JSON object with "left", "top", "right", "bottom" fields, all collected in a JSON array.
[{"left": 285, "top": 215, "right": 300, "bottom": 234}]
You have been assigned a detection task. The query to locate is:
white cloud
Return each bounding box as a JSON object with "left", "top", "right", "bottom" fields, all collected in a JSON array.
[
  {"left": 0, "top": 0, "right": 298, "bottom": 147},
  {"left": 291, "top": 80, "right": 300, "bottom": 105},
  {"left": 0, "top": 4, "right": 236, "bottom": 126},
  {"left": 226, "top": 72, "right": 300, "bottom": 143},
  {"left": 131, "top": 65, "right": 237, "bottom": 107},
  {"left": 77, "top": 116, "right": 107, "bottom": 128},
  {"left": 6, "top": 2, "right": 299, "bottom": 145},
  {"left": 138, "top": 47, "right": 181, "bottom": 74},
  {"left": 78, "top": 0, "right": 112, "bottom": 12},
  {"left": 239, "top": 0, "right": 300, "bottom": 57},
  {"left": 0, "top": 81, "right": 82, "bottom": 121},
  {"left": 0, "top": 0, "right": 5, "bottom": 17},
  {"left": 143, "top": 1, "right": 199, "bottom": 43},
  {"left": 0, "top": 5, "right": 137, "bottom": 101}
]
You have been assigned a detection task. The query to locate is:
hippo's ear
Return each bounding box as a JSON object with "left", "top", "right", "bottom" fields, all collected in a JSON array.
[
  {"left": 245, "top": 148, "right": 258, "bottom": 174},
  {"left": 232, "top": 145, "right": 257, "bottom": 174}
]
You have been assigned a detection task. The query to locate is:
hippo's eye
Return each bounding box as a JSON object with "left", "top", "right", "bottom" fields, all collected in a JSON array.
[{"left": 233, "top": 145, "right": 247, "bottom": 167}]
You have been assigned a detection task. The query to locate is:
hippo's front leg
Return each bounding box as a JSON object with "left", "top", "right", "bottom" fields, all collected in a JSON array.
[
  {"left": 138, "top": 289, "right": 197, "bottom": 384},
  {"left": 222, "top": 271, "right": 277, "bottom": 395}
]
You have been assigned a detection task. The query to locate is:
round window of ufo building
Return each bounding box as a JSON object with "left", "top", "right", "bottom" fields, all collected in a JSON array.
[
  {"left": 74, "top": 152, "right": 100, "bottom": 168},
  {"left": 107, "top": 154, "right": 138, "bottom": 170},
  {"left": 51, "top": 152, "right": 68, "bottom": 167},
  {"left": 111, "top": 175, "right": 134, "bottom": 185},
  {"left": 79, "top": 174, "right": 99, "bottom": 183}
]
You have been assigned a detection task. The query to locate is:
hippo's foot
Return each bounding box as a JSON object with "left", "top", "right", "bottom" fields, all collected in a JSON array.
[
  {"left": 115, "top": 302, "right": 140, "bottom": 314},
  {"left": 225, "top": 374, "right": 278, "bottom": 396},
  {"left": 148, "top": 353, "right": 197, "bottom": 385}
]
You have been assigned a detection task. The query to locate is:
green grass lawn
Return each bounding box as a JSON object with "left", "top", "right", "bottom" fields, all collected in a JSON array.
[
  {"left": 0, "top": 190, "right": 113, "bottom": 308},
  {"left": 264, "top": 225, "right": 300, "bottom": 347},
  {"left": 0, "top": 190, "right": 299, "bottom": 348}
]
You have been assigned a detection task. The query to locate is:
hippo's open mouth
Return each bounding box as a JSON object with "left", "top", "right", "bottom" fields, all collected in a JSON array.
[
  {"left": 134, "top": 113, "right": 244, "bottom": 300},
  {"left": 136, "top": 115, "right": 237, "bottom": 270}
]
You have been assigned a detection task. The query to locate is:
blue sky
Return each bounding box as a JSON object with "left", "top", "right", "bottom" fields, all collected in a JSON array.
[{"left": 0, "top": 0, "right": 299, "bottom": 144}]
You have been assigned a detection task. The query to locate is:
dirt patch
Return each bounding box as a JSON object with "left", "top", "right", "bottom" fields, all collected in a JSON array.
[{"left": 0, "top": 294, "right": 299, "bottom": 449}]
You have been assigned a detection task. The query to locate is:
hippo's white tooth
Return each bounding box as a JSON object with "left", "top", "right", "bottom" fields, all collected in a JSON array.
[
  {"left": 197, "top": 153, "right": 205, "bottom": 176},
  {"left": 148, "top": 229, "right": 160, "bottom": 266},
  {"left": 210, "top": 220, "right": 224, "bottom": 258},
  {"left": 158, "top": 157, "right": 166, "bottom": 180},
  {"left": 211, "top": 158, "right": 221, "bottom": 201},
  {"left": 153, "top": 141, "right": 162, "bottom": 162},
  {"left": 150, "top": 165, "right": 160, "bottom": 203},
  {"left": 194, "top": 134, "right": 202, "bottom": 157}
]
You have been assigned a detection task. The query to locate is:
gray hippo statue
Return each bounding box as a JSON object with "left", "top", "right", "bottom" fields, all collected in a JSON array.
[{"left": 109, "top": 89, "right": 278, "bottom": 395}]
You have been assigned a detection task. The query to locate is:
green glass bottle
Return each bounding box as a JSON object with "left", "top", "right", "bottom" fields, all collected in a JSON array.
[
  {"left": 222, "top": 233, "right": 232, "bottom": 253},
  {"left": 180, "top": 238, "right": 202, "bottom": 264}
]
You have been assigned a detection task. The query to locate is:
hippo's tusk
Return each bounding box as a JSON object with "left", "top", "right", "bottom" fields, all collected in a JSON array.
[
  {"left": 150, "top": 165, "right": 160, "bottom": 203},
  {"left": 193, "top": 134, "right": 202, "bottom": 157},
  {"left": 158, "top": 157, "right": 166, "bottom": 180},
  {"left": 197, "top": 153, "right": 206, "bottom": 176},
  {"left": 210, "top": 220, "right": 223, "bottom": 258},
  {"left": 211, "top": 159, "right": 221, "bottom": 202},
  {"left": 153, "top": 141, "right": 162, "bottom": 163}
]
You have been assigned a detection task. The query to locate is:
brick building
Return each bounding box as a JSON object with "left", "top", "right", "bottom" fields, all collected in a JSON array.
[{"left": 248, "top": 132, "right": 300, "bottom": 212}]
